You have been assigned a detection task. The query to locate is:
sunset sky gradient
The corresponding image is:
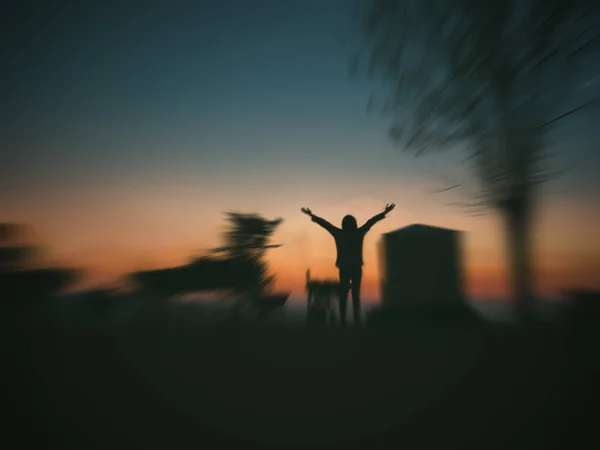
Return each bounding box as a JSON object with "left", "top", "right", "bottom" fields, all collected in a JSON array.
[{"left": 3, "top": 1, "right": 599, "bottom": 303}]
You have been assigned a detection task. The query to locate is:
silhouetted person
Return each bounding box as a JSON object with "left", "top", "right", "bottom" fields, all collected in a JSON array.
[{"left": 301, "top": 203, "right": 395, "bottom": 326}]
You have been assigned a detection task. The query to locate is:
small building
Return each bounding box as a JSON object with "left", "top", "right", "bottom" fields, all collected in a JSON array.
[{"left": 378, "top": 224, "right": 466, "bottom": 308}]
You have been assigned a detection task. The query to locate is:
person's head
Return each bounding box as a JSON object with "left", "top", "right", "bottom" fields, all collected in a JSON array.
[{"left": 341, "top": 214, "right": 357, "bottom": 231}]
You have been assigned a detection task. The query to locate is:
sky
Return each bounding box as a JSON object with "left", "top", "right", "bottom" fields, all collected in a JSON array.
[{"left": 2, "top": 0, "right": 599, "bottom": 303}]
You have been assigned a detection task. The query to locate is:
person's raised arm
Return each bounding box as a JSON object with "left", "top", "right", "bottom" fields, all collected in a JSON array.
[
  {"left": 301, "top": 207, "right": 338, "bottom": 235},
  {"left": 360, "top": 203, "right": 395, "bottom": 232}
]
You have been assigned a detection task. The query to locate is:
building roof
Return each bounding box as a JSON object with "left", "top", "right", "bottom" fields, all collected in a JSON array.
[{"left": 382, "top": 223, "right": 461, "bottom": 236}]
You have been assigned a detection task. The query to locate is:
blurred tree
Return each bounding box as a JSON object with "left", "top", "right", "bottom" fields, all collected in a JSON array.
[
  {"left": 0, "top": 223, "right": 37, "bottom": 271},
  {"left": 351, "top": 0, "right": 600, "bottom": 319},
  {"left": 209, "top": 212, "right": 283, "bottom": 298},
  {"left": 129, "top": 213, "right": 284, "bottom": 312},
  {"left": 0, "top": 222, "right": 79, "bottom": 304}
]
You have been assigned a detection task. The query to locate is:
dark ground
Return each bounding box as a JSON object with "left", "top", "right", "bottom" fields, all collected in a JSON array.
[{"left": 3, "top": 302, "right": 599, "bottom": 450}]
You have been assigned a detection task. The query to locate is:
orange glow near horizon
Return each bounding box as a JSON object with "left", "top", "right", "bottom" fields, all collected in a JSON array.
[{"left": 7, "top": 176, "right": 600, "bottom": 302}]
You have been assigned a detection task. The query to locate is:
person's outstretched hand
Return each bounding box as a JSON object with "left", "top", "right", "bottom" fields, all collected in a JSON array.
[
  {"left": 301, "top": 207, "right": 313, "bottom": 217},
  {"left": 384, "top": 203, "right": 396, "bottom": 214}
]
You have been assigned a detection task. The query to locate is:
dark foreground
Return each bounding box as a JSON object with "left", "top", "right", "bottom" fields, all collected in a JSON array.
[{"left": 4, "top": 306, "right": 599, "bottom": 450}]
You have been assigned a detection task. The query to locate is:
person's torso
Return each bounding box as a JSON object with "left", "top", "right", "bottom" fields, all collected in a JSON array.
[{"left": 333, "top": 230, "right": 366, "bottom": 268}]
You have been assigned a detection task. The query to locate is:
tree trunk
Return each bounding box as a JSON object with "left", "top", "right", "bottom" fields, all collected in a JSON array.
[{"left": 503, "top": 202, "right": 535, "bottom": 321}]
